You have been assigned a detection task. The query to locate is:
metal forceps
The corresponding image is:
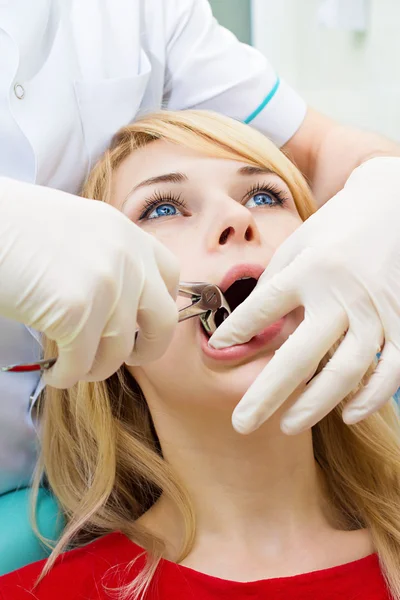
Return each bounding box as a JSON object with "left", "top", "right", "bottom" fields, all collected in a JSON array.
[{"left": 1, "top": 282, "right": 231, "bottom": 373}]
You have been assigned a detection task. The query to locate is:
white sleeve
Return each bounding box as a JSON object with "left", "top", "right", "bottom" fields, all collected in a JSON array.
[
  {"left": 0, "top": 319, "right": 40, "bottom": 495},
  {"left": 162, "top": 0, "right": 307, "bottom": 147}
]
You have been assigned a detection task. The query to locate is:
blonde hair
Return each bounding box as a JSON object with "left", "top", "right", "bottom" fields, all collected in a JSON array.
[{"left": 34, "top": 110, "right": 400, "bottom": 599}]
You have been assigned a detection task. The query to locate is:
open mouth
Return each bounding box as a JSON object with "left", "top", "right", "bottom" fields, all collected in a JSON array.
[
  {"left": 224, "top": 277, "right": 258, "bottom": 312},
  {"left": 201, "top": 277, "right": 258, "bottom": 336}
]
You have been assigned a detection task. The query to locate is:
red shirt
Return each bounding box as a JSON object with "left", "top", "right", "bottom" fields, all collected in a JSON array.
[{"left": 0, "top": 532, "right": 390, "bottom": 599}]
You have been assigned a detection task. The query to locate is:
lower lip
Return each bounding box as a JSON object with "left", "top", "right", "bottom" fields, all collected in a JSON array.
[{"left": 200, "top": 318, "right": 285, "bottom": 362}]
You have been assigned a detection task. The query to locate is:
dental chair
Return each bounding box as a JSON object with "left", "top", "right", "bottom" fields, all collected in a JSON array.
[{"left": 0, "top": 487, "right": 64, "bottom": 575}]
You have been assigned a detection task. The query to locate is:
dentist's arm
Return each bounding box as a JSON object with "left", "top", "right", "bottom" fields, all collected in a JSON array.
[
  {"left": 283, "top": 107, "right": 400, "bottom": 206},
  {"left": 162, "top": 0, "right": 400, "bottom": 204}
]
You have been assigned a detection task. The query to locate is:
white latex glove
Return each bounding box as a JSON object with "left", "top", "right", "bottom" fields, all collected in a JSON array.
[
  {"left": 0, "top": 178, "right": 179, "bottom": 388},
  {"left": 209, "top": 157, "right": 400, "bottom": 435}
]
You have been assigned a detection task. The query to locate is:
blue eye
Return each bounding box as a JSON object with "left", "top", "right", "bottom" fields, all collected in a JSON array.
[
  {"left": 139, "top": 193, "right": 187, "bottom": 221},
  {"left": 147, "top": 203, "right": 182, "bottom": 220},
  {"left": 246, "top": 192, "right": 277, "bottom": 208}
]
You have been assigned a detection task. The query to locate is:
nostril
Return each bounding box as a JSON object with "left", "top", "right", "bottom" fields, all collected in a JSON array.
[
  {"left": 219, "top": 227, "right": 233, "bottom": 245},
  {"left": 245, "top": 226, "right": 253, "bottom": 241}
]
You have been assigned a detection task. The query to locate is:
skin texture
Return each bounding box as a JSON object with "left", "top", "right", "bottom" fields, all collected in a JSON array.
[
  {"left": 110, "top": 141, "right": 373, "bottom": 581},
  {"left": 284, "top": 107, "right": 400, "bottom": 207}
]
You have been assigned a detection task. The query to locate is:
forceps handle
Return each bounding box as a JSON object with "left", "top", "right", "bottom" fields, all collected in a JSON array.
[
  {"left": 0, "top": 358, "right": 57, "bottom": 373},
  {"left": 1, "top": 296, "right": 209, "bottom": 373}
]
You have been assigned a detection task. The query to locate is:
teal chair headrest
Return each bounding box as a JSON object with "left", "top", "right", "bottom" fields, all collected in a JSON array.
[{"left": 0, "top": 487, "right": 64, "bottom": 575}]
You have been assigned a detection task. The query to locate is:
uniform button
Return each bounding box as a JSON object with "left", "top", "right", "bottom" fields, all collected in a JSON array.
[{"left": 14, "top": 83, "right": 25, "bottom": 99}]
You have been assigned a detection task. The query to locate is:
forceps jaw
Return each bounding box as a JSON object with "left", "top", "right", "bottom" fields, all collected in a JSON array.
[
  {"left": 199, "top": 291, "right": 231, "bottom": 335},
  {"left": 177, "top": 282, "right": 226, "bottom": 321}
]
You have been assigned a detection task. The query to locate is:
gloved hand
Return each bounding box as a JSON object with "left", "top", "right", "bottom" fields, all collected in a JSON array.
[
  {"left": 0, "top": 178, "right": 179, "bottom": 388},
  {"left": 209, "top": 157, "right": 400, "bottom": 435}
]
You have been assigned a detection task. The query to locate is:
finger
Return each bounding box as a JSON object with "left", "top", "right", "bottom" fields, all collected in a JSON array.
[
  {"left": 89, "top": 240, "right": 179, "bottom": 375},
  {"left": 209, "top": 252, "right": 308, "bottom": 349},
  {"left": 280, "top": 315, "right": 383, "bottom": 434},
  {"left": 43, "top": 346, "right": 80, "bottom": 389},
  {"left": 342, "top": 341, "right": 400, "bottom": 424},
  {"left": 44, "top": 253, "right": 144, "bottom": 386},
  {"left": 232, "top": 308, "right": 348, "bottom": 434},
  {"left": 44, "top": 290, "right": 114, "bottom": 388},
  {"left": 126, "top": 271, "right": 178, "bottom": 365},
  {"left": 152, "top": 237, "right": 180, "bottom": 299},
  {"left": 81, "top": 304, "right": 138, "bottom": 382},
  {"left": 81, "top": 256, "right": 142, "bottom": 380}
]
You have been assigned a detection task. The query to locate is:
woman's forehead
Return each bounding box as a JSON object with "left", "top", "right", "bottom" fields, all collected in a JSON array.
[
  {"left": 112, "top": 140, "right": 274, "bottom": 203},
  {"left": 120, "top": 140, "right": 255, "bottom": 177}
]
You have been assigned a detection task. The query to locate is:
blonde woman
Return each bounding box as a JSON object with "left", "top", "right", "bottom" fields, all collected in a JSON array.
[{"left": 1, "top": 111, "right": 398, "bottom": 600}]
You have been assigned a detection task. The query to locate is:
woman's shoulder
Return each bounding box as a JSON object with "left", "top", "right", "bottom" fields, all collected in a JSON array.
[{"left": 0, "top": 532, "right": 144, "bottom": 599}]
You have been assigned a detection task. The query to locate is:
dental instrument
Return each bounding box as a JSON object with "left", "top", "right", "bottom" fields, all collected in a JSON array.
[{"left": 1, "top": 282, "right": 231, "bottom": 373}]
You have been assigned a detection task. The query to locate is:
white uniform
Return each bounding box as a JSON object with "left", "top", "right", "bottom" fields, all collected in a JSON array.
[{"left": 0, "top": 0, "right": 306, "bottom": 494}]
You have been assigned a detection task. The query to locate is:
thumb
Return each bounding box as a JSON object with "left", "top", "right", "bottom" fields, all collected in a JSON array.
[{"left": 209, "top": 252, "right": 306, "bottom": 349}]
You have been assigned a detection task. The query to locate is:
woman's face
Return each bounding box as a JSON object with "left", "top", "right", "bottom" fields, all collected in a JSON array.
[{"left": 111, "top": 140, "right": 305, "bottom": 411}]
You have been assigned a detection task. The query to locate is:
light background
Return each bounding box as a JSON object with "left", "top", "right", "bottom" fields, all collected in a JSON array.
[{"left": 208, "top": 0, "right": 400, "bottom": 140}]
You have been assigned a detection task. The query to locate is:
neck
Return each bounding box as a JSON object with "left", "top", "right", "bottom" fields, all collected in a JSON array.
[{"left": 143, "top": 393, "right": 334, "bottom": 553}]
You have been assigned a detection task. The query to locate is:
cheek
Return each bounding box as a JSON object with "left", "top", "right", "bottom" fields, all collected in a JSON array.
[
  {"left": 128, "top": 319, "right": 196, "bottom": 394},
  {"left": 141, "top": 222, "right": 200, "bottom": 274},
  {"left": 257, "top": 212, "right": 302, "bottom": 249}
]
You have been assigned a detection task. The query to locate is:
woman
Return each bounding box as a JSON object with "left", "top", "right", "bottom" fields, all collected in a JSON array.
[{"left": 1, "top": 110, "right": 399, "bottom": 600}]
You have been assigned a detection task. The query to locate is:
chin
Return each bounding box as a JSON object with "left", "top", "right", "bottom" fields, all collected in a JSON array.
[
  {"left": 206, "top": 353, "right": 274, "bottom": 400},
  {"left": 131, "top": 350, "right": 272, "bottom": 414}
]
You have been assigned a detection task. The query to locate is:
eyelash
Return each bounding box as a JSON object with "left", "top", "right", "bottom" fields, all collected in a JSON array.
[
  {"left": 138, "top": 182, "right": 288, "bottom": 221},
  {"left": 244, "top": 182, "right": 288, "bottom": 206},
  {"left": 139, "top": 190, "right": 186, "bottom": 220}
]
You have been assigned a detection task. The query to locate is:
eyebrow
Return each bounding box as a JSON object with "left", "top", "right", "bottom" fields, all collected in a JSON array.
[
  {"left": 237, "top": 165, "right": 274, "bottom": 176},
  {"left": 123, "top": 165, "right": 276, "bottom": 207},
  {"left": 128, "top": 172, "right": 188, "bottom": 194},
  {"left": 131, "top": 166, "right": 273, "bottom": 192}
]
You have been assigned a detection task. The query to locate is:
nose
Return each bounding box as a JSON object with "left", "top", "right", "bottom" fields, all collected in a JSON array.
[{"left": 207, "top": 201, "right": 262, "bottom": 251}]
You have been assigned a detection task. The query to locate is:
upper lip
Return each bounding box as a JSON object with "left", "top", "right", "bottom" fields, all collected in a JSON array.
[{"left": 218, "top": 263, "right": 265, "bottom": 293}]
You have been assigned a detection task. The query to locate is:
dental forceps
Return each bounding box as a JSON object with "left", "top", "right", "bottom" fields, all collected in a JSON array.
[{"left": 1, "top": 282, "right": 231, "bottom": 373}]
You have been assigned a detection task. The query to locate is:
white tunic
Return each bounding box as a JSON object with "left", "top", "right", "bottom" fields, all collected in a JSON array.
[{"left": 0, "top": 0, "right": 306, "bottom": 494}]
